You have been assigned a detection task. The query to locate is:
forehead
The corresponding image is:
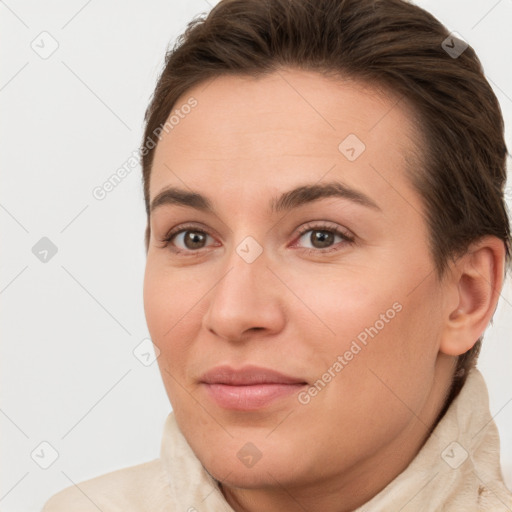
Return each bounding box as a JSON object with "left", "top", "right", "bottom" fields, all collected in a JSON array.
[{"left": 149, "top": 69, "right": 422, "bottom": 210}]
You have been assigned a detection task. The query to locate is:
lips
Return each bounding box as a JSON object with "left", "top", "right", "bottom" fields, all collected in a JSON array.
[
  {"left": 200, "top": 365, "right": 307, "bottom": 410},
  {"left": 201, "top": 365, "right": 307, "bottom": 385}
]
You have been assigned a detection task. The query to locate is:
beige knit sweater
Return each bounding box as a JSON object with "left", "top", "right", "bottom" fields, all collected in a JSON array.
[{"left": 42, "top": 368, "right": 512, "bottom": 511}]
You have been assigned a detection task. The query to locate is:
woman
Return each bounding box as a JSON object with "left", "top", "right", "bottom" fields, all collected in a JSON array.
[{"left": 43, "top": 0, "right": 512, "bottom": 509}]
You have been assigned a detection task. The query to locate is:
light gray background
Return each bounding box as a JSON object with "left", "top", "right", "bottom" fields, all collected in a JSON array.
[{"left": 1, "top": 1, "right": 511, "bottom": 510}]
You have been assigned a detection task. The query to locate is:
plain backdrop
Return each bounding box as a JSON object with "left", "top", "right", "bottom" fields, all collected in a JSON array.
[{"left": 1, "top": 1, "right": 511, "bottom": 510}]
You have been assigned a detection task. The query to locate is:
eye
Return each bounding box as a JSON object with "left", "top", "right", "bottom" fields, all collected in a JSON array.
[
  {"left": 159, "top": 221, "right": 355, "bottom": 257},
  {"left": 293, "top": 222, "right": 355, "bottom": 254},
  {"left": 161, "top": 224, "right": 218, "bottom": 255}
]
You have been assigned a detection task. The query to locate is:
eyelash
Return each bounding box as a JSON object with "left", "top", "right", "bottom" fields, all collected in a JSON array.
[{"left": 160, "top": 222, "right": 355, "bottom": 257}]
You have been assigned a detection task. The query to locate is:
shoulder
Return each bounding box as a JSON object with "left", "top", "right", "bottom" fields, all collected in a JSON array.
[{"left": 41, "top": 458, "right": 173, "bottom": 512}]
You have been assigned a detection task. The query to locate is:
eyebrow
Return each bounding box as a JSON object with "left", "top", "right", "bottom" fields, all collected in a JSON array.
[{"left": 150, "top": 181, "right": 381, "bottom": 215}]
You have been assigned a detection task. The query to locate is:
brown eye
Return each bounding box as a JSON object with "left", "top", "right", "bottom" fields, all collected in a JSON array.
[
  {"left": 166, "top": 229, "right": 214, "bottom": 252},
  {"left": 309, "top": 230, "right": 335, "bottom": 249},
  {"left": 294, "top": 223, "right": 355, "bottom": 255},
  {"left": 182, "top": 230, "right": 208, "bottom": 250}
]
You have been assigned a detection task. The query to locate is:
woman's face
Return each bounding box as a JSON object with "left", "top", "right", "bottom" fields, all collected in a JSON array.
[{"left": 143, "top": 69, "right": 453, "bottom": 493}]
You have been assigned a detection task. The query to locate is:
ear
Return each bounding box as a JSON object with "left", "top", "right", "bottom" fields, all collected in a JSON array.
[{"left": 439, "top": 236, "right": 506, "bottom": 356}]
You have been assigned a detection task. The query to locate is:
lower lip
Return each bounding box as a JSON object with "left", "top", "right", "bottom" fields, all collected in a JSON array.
[{"left": 202, "top": 383, "right": 306, "bottom": 410}]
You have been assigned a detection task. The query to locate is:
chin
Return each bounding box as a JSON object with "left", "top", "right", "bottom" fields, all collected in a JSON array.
[
  {"left": 194, "top": 429, "right": 320, "bottom": 491},
  {"left": 172, "top": 399, "right": 318, "bottom": 487},
  {"left": 203, "top": 454, "right": 295, "bottom": 489}
]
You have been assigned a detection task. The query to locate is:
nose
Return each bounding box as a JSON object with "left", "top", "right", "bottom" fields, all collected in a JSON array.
[{"left": 201, "top": 243, "right": 286, "bottom": 343}]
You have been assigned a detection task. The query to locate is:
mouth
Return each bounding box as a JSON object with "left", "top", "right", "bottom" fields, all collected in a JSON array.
[{"left": 199, "top": 365, "right": 308, "bottom": 411}]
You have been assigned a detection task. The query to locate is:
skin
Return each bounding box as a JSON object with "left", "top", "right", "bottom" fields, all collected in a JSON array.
[{"left": 143, "top": 69, "right": 505, "bottom": 512}]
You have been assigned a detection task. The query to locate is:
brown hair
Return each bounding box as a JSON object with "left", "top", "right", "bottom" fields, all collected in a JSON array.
[{"left": 140, "top": 0, "right": 510, "bottom": 403}]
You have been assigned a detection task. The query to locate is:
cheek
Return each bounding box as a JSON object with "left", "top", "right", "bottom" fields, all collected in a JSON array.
[
  {"left": 143, "top": 256, "right": 200, "bottom": 338},
  {"left": 143, "top": 260, "right": 191, "bottom": 366},
  {"left": 287, "top": 269, "right": 396, "bottom": 357},
  {"left": 314, "top": 277, "right": 442, "bottom": 423},
  {"left": 292, "top": 291, "right": 441, "bottom": 469},
  {"left": 297, "top": 263, "right": 442, "bottom": 400},
  {"left": 143, "top": 258, "right": 214, "bottom": 401},
  {"left": 143, "top": 273, "right": 170, "bottom": 343}
]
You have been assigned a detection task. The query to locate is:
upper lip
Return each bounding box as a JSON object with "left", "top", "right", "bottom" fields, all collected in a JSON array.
[{"left": 200, "top": 365, "right": 307, "bottom": 386}]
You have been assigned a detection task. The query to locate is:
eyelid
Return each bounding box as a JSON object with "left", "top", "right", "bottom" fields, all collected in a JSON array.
[
  {"left": 162, "top": 222, "right": 213, "bottom": 241},
  {"left": 290, "top": 221, "right": 355, "bottom": 253},
  {"left": 293, "top": 220, "right": 354, "bottom": 240},
  {"left": 161, "top": 222, "right": 218, "bottom": 252}
]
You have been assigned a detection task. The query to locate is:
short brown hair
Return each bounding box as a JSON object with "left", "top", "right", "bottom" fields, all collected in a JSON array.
[{"left": 140, "top": 0, "right": 511, "bottom": 402}]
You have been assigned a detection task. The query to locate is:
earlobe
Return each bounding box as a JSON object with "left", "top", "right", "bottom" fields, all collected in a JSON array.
[{"left": 439, "top": 236, "right": 506, "bottom": 357}]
